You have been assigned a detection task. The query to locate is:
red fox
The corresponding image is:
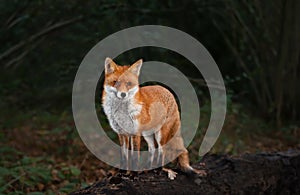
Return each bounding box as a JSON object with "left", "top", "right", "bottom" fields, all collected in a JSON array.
[{"left": 102, "top": 57, "right": 206, "bottom": 179}]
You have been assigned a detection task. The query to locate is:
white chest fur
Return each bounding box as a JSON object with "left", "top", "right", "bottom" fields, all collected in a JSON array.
[{"left": 102, "top": 94, "right": 141, "bottom": 135}]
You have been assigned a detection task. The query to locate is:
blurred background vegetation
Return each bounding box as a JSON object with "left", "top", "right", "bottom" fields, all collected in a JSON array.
[{"left": 0, "top": 0, "right": 299, "bottom": 194}]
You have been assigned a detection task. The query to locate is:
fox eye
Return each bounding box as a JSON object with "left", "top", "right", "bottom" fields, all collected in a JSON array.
[
  {"left": 126, "top": 82, "right": 132, "bottom": 86},
  {"left": 112, "top": 80, "right": 118, "bottom": 85}
]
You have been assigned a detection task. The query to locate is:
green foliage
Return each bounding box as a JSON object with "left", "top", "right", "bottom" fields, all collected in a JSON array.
[
  {"left": 0, "top": 110, "right": 84, "bottom": 194},
  {"left": 0, "top": 148, "right": 83, "bottom": 194}
]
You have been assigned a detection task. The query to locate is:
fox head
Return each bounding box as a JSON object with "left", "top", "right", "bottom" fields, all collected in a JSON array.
[{"left": 103, "top": 57, "right": 142, "bottom": 100}]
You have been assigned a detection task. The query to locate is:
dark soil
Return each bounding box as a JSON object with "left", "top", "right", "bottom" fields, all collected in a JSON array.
[{"left": 70, "top": 150, "right": 300, "bottom": 194}]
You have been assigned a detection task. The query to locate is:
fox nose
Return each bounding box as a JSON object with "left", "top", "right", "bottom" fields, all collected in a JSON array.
[{"left": 121, "top": 92, "right": 126, "bottom": 98}]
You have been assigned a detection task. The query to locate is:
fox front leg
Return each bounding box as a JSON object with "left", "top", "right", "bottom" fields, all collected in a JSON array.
[
  {"left": 130, "top": 135, "right": 141, "bottom": 170},
  {"left": 118, "top": 134, "right": 129, "bottom": 171}
]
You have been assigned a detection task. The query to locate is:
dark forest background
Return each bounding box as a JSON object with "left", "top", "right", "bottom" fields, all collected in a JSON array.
[{"left": 0, "top": 0, "right": 299, "bottom": 194}]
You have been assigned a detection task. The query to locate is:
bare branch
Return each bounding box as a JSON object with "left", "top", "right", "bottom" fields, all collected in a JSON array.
[
  {"left": 211, "top": 18, "right": 262, "bottom": 105},
  {"left": 0, "top": 16, "right": 83, "bottom": 62}
]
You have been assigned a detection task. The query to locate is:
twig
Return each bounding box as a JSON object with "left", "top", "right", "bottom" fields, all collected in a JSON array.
[
  {"left": 79, "top": 153, "right": 90, "bottom": 169},
  {"left": 2, "top": 172, "right": 26, "bottom": 190},
  {"left": 144, "top": 71, "right": 225, "bottom": 90},
  {"left": 4, "top": 37, "right": 45, "bottom": 68}
]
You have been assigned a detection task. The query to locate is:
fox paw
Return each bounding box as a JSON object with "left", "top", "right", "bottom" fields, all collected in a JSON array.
[
  {"left": 182, "top": 166, "right": 207, "bottom": 177},
  {"left": 194, "top": 169, "right": 207, "bottom": 176},
  {"left": 162, "top": 168, "right": 177, "bottom": 180}
]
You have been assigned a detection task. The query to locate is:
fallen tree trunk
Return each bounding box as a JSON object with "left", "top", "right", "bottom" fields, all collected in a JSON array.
[{"left": 70, "top": 150, "right": 300, "bottom": 194}]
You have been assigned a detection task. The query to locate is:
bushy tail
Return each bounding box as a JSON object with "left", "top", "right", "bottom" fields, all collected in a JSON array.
[{"left": 168, "top": 123, "right": 195, "bottom": 174}]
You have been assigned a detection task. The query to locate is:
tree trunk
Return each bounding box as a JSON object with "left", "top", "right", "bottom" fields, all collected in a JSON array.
[{"left": 275, "top": 0, "right": 300, "bottom": 127}]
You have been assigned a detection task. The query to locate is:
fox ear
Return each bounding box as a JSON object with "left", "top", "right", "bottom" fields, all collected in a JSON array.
[
  {"left": 129, "top": 59, "right": 143, "bottom": 76},
  {"left": 104, "top": 57, "right": 117, "bottom": 74}
]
